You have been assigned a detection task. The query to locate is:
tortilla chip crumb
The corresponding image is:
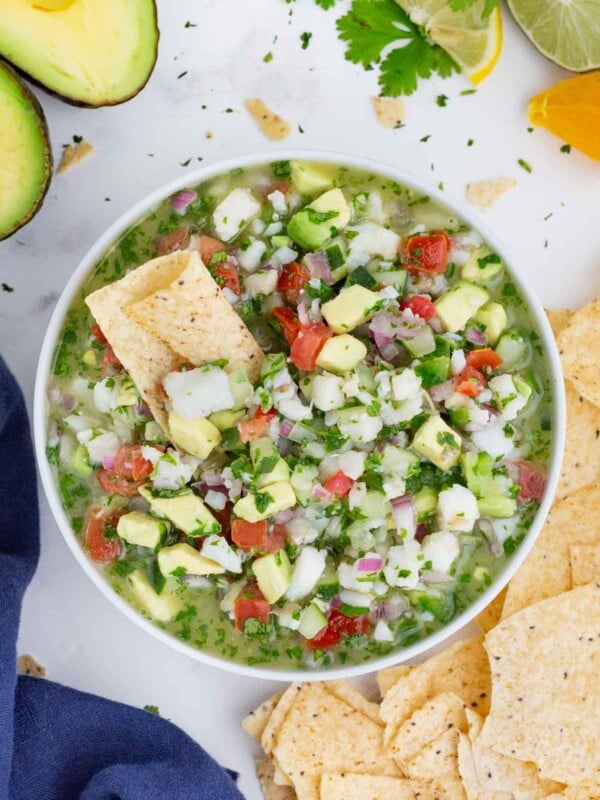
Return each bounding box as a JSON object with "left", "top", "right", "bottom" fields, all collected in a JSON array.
[
  {"left": 205, "top": 129, "right": 213, "bottom": 140},
  {"left": 256, "top": 757, "right": 297, "bottom": 800},
  {"left": 372, "top": 96, "right": 405, "bottom": 128},
  {"left": 17, "top": 654, "right": 46, "bottom": 678},
  {"left": 244, "top": 99, "right": 291, "bottom": 141},
  {"left": 466, "top": 178, "right": 517, "bottom": 209},
  {"left": 58, "top": 140, "right": 94, "bottom": 174}
]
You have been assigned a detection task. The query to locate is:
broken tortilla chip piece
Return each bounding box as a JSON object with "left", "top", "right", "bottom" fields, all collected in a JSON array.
[
  {"left": 125, "top": 250, "right": 263, "bottom": 383},
  {"left": 320, "top": 773, "right": 440, "bottom": 800},
  {"left": 244, "top": 99, "right": 291, "bottom": 141},
  {"left": 476, "top": 586, "right": 506, "bottom": 633},
  {"left": 502, "top": 481, "right": 600, "bottom": 618},
  {"left": 546, "top": 309, "right": 573, "bottom": 338},
  {"left": 16, "top": 654, "right": 46, "bottom": 678},
  {"left": 557, "top": 298, "right": 600, "bottom": 409},
  {"left": 402, "top": 727, "right": 466, "bottom": 800},
  {"left": 377, "top": 664, "right": 412, "bottom": 699},
  {"left": 86, "top": 251, "right": 190, "bottom": 433},
  {"left": 372, "top": 96, "right": 405, "bottom": 128},
  {"left": 569, "top": 543, "right": 600, "bottom": 586},
  {"left": 466, "top": 178, "right": 516, "bottom": 209},
  {"left": 480, "top": 583, "right": 600, "bottom": 786},
  {"left": 58, "top": 139, "right": 93, "bottom": 174},
  {"left": 256, "top": 757, "right": 297, "bottom": 800},
  {"left": 242, "top": 692, "right": 283, "bottom": 741},
  {"left": 558, "top": 382, "right": 600, "bottom": 499}
]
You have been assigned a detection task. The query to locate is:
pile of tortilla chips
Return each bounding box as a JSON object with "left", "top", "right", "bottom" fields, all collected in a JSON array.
[{"left": 243, "top": 305, "right": 600, "bottom": 800}]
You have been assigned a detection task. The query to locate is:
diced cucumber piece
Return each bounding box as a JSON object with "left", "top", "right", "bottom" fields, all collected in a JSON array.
[
  {"left": 434, "top": 281, "right": 490, "bottom": 333},
  {"left": 271, "top": 234, "right": 292, "bottom": 249},
  {"left": 403, "top": 326, "right": 436, "bottom": 357},
  {"left": 448, "top": 405, "right": 470, "bottom": 428},
  {"left": 361, "top": 490, "right": 391, "bottom": 519},
  {"left": 413, "top": 590, "right": 454, "bottom": 623},
  {"left": 346, "top": 265, "right": 378, "bottom": 290},
  {"left": 381, "top": 445, "right": 420, "bottom": 477},
  {"left": 290, "top": 463, "right": 319, "bottom": 505},
  {"left": 69, "top": 443, "right": 92, "bottom": 477},
  {"left": 461, "top": 248, "right": 504, "bottom": 284},
  {"left": 324, "top": 242, "right": 345, "bottom": 269},
  {"left": 298, "top": 602, "right": 327, "bottom": 639},
  {"left": 209, "top": 409, "right": 244, "bottom": 431},
  {"left": 371, "top": 269, "right": 408, "bottom": 293},
  {"left": 495, "top": 329, "right": 531, "bottom": 371},
  {"left": 477, "top": 495, "right": 517, "bottom": 518},
  {"left": 316, "top": 560, "right": 340, "bottom": 601},
  {"left": 461, "top": 451, "right": 495, "bottom": 497},
  {"left": 229, "top": 371, "right": 254, "bottom": 410},
  {"left": 414, "top": 355, "right": 450, "bottom": 388},
  {"left": 414, "top": 486, "right": 438, "bottom": 520},
  {"left": 330, "top": 264, "right": 350, "bottom": 283}
]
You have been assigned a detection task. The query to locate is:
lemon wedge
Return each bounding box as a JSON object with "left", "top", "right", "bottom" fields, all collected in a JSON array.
[{"left": 395, "top": 0, "right": 503, "bottom": 84}]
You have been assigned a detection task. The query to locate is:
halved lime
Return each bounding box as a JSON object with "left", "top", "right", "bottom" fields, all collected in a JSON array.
[{"left": 507, "top": 0, "right": 600, "bottom": 71}]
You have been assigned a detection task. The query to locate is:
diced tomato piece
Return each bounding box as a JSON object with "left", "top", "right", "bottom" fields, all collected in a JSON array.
[
  {"left": 289, "top": 323, "right": 333, "bottom": 371},
  {"left": 466, "top": 348, "right": 503, "bottom": 374},
  {"left": 400, "top": 295, "right": 437, "bottom": 321},
  {"left": 156, "top": 226, "right": 190, "bottom": 255},
  {"left": 516, "top": 461, "right": 546, "bottom": 502},
  {"left": 263, "top": 523, "right": 287, "bottom": 554},
  {"left": 405, "top": 230, "right": 451, "bottom": 274},
  {"left": 214, "top": 263, "right": 240, "bottom": 295},
  {"left": 277, "top": 262, "right": 311, "bottom": 304},
  {"left": 234, "top": 580, "right": 270, "bottom": 631},
  {"left": 272, "top": 306, "right": 302, "bottom": 346},
  {"left": 91, "top": 324, "right": 108, "bottom": 346},
  {"left": 456, "top": 365, "right": 487, "bottom": 397},
  {"left": 96, "top": 469, "right": 144, "bottom": 497},
  {"left": 231, "top": 519, "right": 269, "bottom": 550},
  {"left": 237, "top": 408, "right": 275, "bottom": 443},
  {"left": 112, "top": 446, "right": 154, "bottom": 482},
  {"left": 263, "top": 181, "right": 290, "bottom": 197},
  {"left": 307, "top": 610, "right": 371, "bottom": 650},
  {"left": 84, "top": 508, "right": 124, "bottom": 563},
  {"left": 198, "top": 235, "right": 226, "bottom": 264},
  {"left": 323, "top": 470, "right": 354, "bottom": 498}
]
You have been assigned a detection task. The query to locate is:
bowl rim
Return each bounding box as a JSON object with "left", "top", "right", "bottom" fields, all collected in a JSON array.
[{"left": 33, "top": 148, "right": 566, "bottom": 681}]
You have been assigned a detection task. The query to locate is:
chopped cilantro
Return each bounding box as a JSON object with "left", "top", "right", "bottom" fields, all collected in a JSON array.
[
  {"left": 306, "top": 208, "right": 338, "bottom": 224},
  {"left": 271, "top": 160, "right": 291, "bottom": 178},
  {"left": 184, "top": 21, "right": 197, "bottom": 28},
  {"left": 263, "top": 51, "right": 273, "bottom": 63},
  {"left": 2, "top": 283, "right": 14, "bottom": 293},
  {"left": 436, "top": 94, "right": 448, "bottom": 107},
  {"left": 560, "top": 144, "right": 571, "bottom": 154},
  {"left": 518, "top": 158, "right": 532, "bottom": 173},
  {"left": 143, "top": 705, "right": 160, "bottom": 715},
  {"left": 254, "top": 491, "right": 274, "bottom": 514},
  {"left": 300, "top": 31, "right": 313, "bottom": 49},
  {"left": 177, "top": 71, "right": 188, "bottom": 80}
]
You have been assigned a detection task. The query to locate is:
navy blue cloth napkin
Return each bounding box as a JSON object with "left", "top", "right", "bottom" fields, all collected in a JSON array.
[{"left": 0, "top": 356, "right": 244, "bottom": 800}]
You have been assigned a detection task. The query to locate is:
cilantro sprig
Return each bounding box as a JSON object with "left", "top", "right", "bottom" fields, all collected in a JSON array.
[{"left": 336, "top": 0, "right": 459, "bottom": 96}]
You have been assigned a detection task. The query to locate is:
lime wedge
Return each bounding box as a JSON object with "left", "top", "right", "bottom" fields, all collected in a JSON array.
[
  {"left": 396, "top": 0, "right": 503, "bottom": 84},
  {"left": 507, "top": 0, "right": 600, "bottom": 71}
]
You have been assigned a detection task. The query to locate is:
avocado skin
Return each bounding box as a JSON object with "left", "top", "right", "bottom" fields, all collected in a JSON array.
[
  {"left": 0, "top": 60, "right": 52, "bottom": 241},
  {"left": 1, "top": 1, "right": 160, "bottom": 108}
]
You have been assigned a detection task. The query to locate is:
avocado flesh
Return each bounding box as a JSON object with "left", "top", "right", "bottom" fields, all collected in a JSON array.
[
  {"left": 0, "top": 0, "right": 159, "bottom": 106},
  {"left": 0, "top": 61, "right": 51, "bottom": 240}
]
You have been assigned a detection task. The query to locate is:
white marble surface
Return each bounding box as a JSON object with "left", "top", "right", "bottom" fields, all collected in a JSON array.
[{"left": 1, "top": 0, "right": 599, "bottom": 796}]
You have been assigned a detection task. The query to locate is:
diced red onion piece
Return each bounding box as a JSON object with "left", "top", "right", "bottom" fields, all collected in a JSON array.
[
  {"left": 376, "top": 594, "right": 409, "bottom": 621},
  {"left": 304, "top": 252, "right": 333, "bottom": 284},
  {"left": 465, "top": 326, "right": 487, "bottom": 346},
  {"left": 356, "top": 556, "right": 384, "bottom": 573},
  {"left": 202, "top": 470, "right": 225, "bottom": 487},
  {"left": 391, "top": 494, "right": 416, "bottom": 538},
  {"left": 429, "top": 315, "right": 443, "bottom": 333},
  {"left": 274, "top": 508, "right": 294, "bottom": 524},
  {"left": 311, "top": 484, "right": 333, "bottom": 503},
  {"left": 415, "top": 523, "right": 428, "bottom": 543},
  {"left": 136, "top": 401, "right": 152, "bottom": 418},
  {"left": 169, "top": 189, "right": 197, "bottom": 215},
  {"left": 421, "top": 569, "right": 452, "bottom": 584},
  {"left": 279, "top": 419, "right": 294, "bottom": 438},
  {"left": 370, "top": 311, "right": 423, "bottom": 342},
  {"left": 330, "top": 596, "right": 343, "bottom": 609},
  {"left": 102, "top": 454, "right": 116, "bottom": 469},
  {"left": 430, "top": 379, "right": 457, "bottom": 404},
  {"left": 297, "top": 300, "right": 310, "bottom": 326}
]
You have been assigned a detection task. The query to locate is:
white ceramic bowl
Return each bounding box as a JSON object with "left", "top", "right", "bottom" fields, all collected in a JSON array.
[{"left": 34, "top": 150, "right": 566, "bottom": 681}]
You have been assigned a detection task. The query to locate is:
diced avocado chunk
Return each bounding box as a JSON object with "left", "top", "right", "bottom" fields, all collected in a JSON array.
[
  {"left": 321, "top": 284, "right": 383, "bottom": 333},
  {"left": 228, "top": 371, "right": 254, "bottom": 410},
  {"left": 475, "top": 302, "right": 508, "bottom": 346},
  {"left": 290, "top": 160, "right": 337, "bottom": 194},
  {"left": 403, "top": 326, "right": 436, "bottom": 357},
  {"left": 117, "top": 511, "right": 166, "bottom": 550},
  {"left": 413, "top": 416, "right": 462, "bottom": 471},
  {"left": 288, "top": 189, "right": 351, "bottom": 250},
  {"left": 495, "top": 329, "right": 530, "bottom": 371},
  {"left": 139, "top": 487, "right": 221, "bottom": 536},
  {"left": 414, "top": 486, "right": 438, "bottom": 520},
  {"left": 168, "top": 412, "right": 221, "bottom": 460},
  {"left": 371, "top": 268, "right": 408, "bottom": 293},
  {"left": 462, "top": 451, "right": 495, "bottom": 497},
  {"left": 434, "top": 281, "right": 490, "bottom": 333},
  {"left": 128, "top": 570, "right": 182, "bottom": 623},
  {"left": 290, "top": 463, "right": 319, "bottom": 506},
  {"left": 414, "top": 355, "right": 450, "bottom": 389},
  {"left": 157, "top": 542, "right": 224, "bottom": 577},
  {"left": 209, "top": 408, "right": 244, "bottom": 431},
  {"left": 233, "top": 481, "right": 296, "bottom": 523},
  {"left": 250, "top": 438, "right": 290, "bottom": 487},
  {"left": 69, "top": 444, "right": 92, "bottom": 477},
  {"left": 252, "top": 550, "right": 292, "bottom": 603},
  {"left": 298, "top": 602, "right": 327, "bottom": 639},
  {"left": 316, "top": 334, "right": 367, "bottom": 374},
  {"left": 477, "top": 495, "right": 517, "bottom": 518},
  {"left": 461, "top": 248, "right": 504, "bottom": 284}
]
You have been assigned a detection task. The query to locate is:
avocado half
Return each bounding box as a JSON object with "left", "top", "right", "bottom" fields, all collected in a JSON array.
[
  {"left": 0, "top": 0, "right": 159, "bottom": 107},
  {"left": 0, "top": 61, "right": 52, "bottom": 240}
]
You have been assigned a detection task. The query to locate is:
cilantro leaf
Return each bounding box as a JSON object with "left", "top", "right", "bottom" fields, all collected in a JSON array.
[
  {"left": 448, "top": 0, "right": 498, "bottom": 17},
  {"left": 336, "top": 0, "right": 459, "bottom": 97},
  {"left": 315, "top": 0, "right": 338, "bottom": 8}
]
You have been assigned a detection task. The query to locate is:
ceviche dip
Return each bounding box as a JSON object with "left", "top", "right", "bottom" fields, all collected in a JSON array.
[{"left": 46, "top": 160, "right": 552, "bottom": 670}]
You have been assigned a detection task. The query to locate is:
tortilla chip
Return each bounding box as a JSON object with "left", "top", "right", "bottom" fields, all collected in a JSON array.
[
  {"left": 543, "top": 791, "right": 600, "bottom": 800},
  {"left": 480, "top": 583, "right": 600, "bottom": 786},
  {"left": 546, "top": 309, "right": 573, "bottom": 338},
  {"left": 16, "top": 654, "right": 46, "bottom": 678},
  {"left": 320, "top": 773, "right": 440, "bottom": 800},
  {"left": 402, "top": 728, "right": 465, "bottom": 800},
  {"left": 557, "top": 299, "right": 600, "bottom": 409},
  {"left": 558, "top": 383, "right": 600, "bottom": 499},
  {"left": 242, "top": 692, "right": 283, "bottom": 740},
  {"left": 377, "top": 664, "right": 412, "bottom": 699},
  {"left": 380, "top": 638, "right": 491, "bottom": 747},
  {"left": 326, "top": 680, "right": 382, "bottom": 724},
  {"left": 58, "top": 139, "right": 93, "bottom": 174},
  {"left": 270, "top": 683, "right": 401, "bottom": 800},
  {"left": 502, "top": 482, "right": 600, "bottom": 618},
  {"left": 476, "top": 587, "right": 507, "bottom": 633},
  {"left": 256, "top": 757, "right": 297, "bottom": 800},
  {"left": 466, "top": 178, "right": 516, "bottom": 209},
  {"left": 244, "top": 99, "right": 291, "bottom": 141},
  {"left": 390, "top": 693, "right": 468, "bottom": 769},
  {"left": 372, "top": 96, "right": 405, "bottom": 128},
  {"left": 569, "top": 544, "right": 600, "bottom": 586},
  {"left": 126, "top": 251, "right": 263, "bottom": 382},
  {"left": 86, "top": 252, "right": 190, "bottom": 432}
]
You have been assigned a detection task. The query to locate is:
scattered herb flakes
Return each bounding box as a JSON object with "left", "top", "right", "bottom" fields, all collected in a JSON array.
[
  {"left": 263, "top": 51, "right": 273, "bottom": 63},
  {"left": 300, "top": 31, "right": 313, "bottom": 49},
  {"left": 337, "top": 0, "right": 459, "bottom": 97},
  {"left": 560, "top": 144, "right": 572, "bottom": 154},
  {"left": 177, "top": 71, "right": 188, "bottom": 79},
  {"left": 527, "top": 126, "right": 534, "bottom": 133},
  {"left": 224, "top": 108, "right": 234, "bottom": 113},
  {"left": 184, "top": 20, "right": 197, "bottom": 28},
  {"left": 298, "top": 124, "right": 305, "bottom": 134},
  {"left": 315, "top": 0, "right": 338, "bottom": 7},
  {"left": 2, "top": 283, "right": 14, "bottom": 293},
  {"left": 518, "top": 158, "right": 532, "bottom": 173},
  {"left": 438, "top": 181, "right": 444, "bottom": 190},
  {"left": 104, "top": 197, "right": 111, "bottom": 202},
  {"left": 143, "top": 704, "right": 160, "bottom": 715},
  {"left": 180, "top": 157, "right": 192, "bottom": 167},
  {"left": 460, "top": 88, "right": 477, "bottom": 96},
  {"left": 544, "top": 239, "right": 549, "bottom": 248},
  {"left": 467, "top": 138, "right": 474, "bottom": 146},
  {"left": 72, "top": 134, "right": 83, "bottom": 143},
  {"left": 544, "top": 212, "right": 554, "bottom": 221},
  {"left": 436, "top": 94, "right": 449, "bottom": 107},
  {"left": 420, "top": 134, "right": 431, "bottom": 142}
]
